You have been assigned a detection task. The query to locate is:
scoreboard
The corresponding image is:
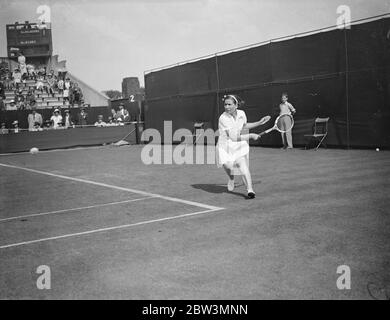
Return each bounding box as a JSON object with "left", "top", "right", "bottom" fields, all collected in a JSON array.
[{"left": 6, "top": 21, "right": 53, "bottom": 58}]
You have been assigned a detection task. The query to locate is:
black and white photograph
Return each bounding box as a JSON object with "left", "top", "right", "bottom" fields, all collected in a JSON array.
[{"left": 0, "top": 0, "right": 389, "bottom": 304}]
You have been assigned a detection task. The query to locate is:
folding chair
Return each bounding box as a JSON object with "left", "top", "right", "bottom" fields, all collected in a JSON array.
[{"left": 304, "top": 117, "right": 330, "bottom": 150}]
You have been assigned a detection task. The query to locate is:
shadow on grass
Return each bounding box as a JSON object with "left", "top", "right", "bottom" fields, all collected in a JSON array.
[
  {"left": 192, "top": 183, "right": 247, "bottom": 199},
  {"left": 191, "top": 180, "right": 264, "bottom": 200}
]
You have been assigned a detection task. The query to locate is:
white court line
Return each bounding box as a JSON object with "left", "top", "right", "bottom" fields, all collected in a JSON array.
[
  {"left": 0, "top": 208, "right": 222, "bottom": 249},
  {"left": 0, "top": 163, "right": 223, "bottom": 211},
  {"left": 0, "top": 197, "right": 155, "bottom": 223},
  {"left": 0, "top": 145, "right": 108, "bottom": 156}
]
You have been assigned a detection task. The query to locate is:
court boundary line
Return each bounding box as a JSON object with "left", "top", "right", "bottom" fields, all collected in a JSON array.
[
  {"left": 0, "top": 162, "right": 224, "bottom": 211},
  {"left": 0, "top": 145, "right": 109, "bottom": 156},
  {"left": 0, "top": 208, "right": 222, "bottom": 249},
  {"left": 0, "top": 197, "right": 155, "bottom": 223}
]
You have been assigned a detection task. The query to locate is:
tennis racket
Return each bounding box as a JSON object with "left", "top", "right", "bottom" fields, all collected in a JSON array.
[
  {"left": 258, "top": 113, "right": 294, "bottom": 137},
  {"left": 259, "top": 115, "right": 271, "bottom": 125}
]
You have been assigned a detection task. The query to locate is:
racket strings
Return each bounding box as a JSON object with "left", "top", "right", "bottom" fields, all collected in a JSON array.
[{"left": 276, "top": 114, "right": 294, "bottom": 133}]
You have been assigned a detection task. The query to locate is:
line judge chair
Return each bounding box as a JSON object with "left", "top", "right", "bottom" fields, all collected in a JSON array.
[{"left": 304, "top": 117, "right": 330, "bottom": 150}]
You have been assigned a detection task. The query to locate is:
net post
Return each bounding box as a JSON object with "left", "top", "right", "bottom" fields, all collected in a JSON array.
[
  {"left": 215, "top": 54, "right": 221, "bottom": 130},
  {"left": 343, "top": 22, "right": 350, "bottom": 150},
  {"left": 135, "top": 121, "right": 140, "bottom": 144}
]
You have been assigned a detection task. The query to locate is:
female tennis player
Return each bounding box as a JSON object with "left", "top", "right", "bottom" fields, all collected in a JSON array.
[{"left": 217, "top": 94, "right": 270, "bottom": 199}]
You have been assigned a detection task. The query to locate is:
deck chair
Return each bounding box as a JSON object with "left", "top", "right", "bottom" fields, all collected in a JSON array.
[{"left": 304, "top": 117, "right": 330, "bottom": 150}]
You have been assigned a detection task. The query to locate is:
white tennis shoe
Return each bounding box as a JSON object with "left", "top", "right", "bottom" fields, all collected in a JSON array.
[{"left": 227, "top": 178, "right": 235, "bottom": 191}]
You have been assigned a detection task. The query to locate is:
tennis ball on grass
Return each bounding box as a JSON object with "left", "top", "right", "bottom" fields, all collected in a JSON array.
[{"left": 30, "top": 147, "right": 39, "bottom": 154}]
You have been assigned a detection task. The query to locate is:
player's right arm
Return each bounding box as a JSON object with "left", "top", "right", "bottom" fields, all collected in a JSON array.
[{"left": 219, "top": 117, "right": 258, "bottom": 142}]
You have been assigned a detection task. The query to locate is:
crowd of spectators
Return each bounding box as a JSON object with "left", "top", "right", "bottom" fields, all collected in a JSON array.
[
  {"left": 0, "top": 54, "right": 135, "bottom": 134},
  {"left": 0, "top": 53, "right": 84, "bottom": 112},
  {"left": 94, "top": 104, "right": 130, "bottom": 127},
  {"left": 0, "top": 103, "right": 133, "bottom": 134}
]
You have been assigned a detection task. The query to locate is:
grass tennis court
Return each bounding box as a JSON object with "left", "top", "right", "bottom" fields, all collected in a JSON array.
[{"left": 0, "top": 145, "right": 389, "bottom": 299}]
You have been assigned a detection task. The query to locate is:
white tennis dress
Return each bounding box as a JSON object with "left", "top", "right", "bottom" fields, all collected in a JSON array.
[{"left": 216, "top": 109, "right": 249, "bottom": 167}]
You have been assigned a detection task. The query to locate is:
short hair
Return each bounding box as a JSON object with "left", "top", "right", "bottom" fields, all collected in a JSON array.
[{"left": 281, "top": 92, "right": 288, "bottom": 98}]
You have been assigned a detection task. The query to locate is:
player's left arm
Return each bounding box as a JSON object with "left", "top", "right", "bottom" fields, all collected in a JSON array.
[
  {"left": 244, "top": 121, "right": 262, "bottom": 130},
  {"left": 288, "top": 103, "right": 296, "bottom": 115},
  {"left": 243, "top": 116, "right": 270, "bottom": 130}
]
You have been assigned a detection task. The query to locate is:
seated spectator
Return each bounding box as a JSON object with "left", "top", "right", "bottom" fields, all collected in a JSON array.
[
  {"left": 14, "top": 89, "right": 25, "bottom": 110},
  {"left": 122, "top": 108, "right": 130, "bottom": 122},
  {"left": 4, "top": 70, "right": 13, "bottom": 90},
  {"left": 0, "top": 81, "right": 5, "bottom": 99},
  {"left": 57, "top": 78, "right": 64, "bottom": 96},
  {"left": 0, "top": 96, "right": 5, "bottom": 112},
  {"left": 106, "top": 116, "right": 117, "bottom": 126},
  {"left": 25, "top": 89, "right": 36, "bottom": 107},
  {"left": 0, "top": 65, "right": 5, "bottom": 79},
  {"left": 12, "top": 68, "right": 22, "bottom": 89},
  {"left": 58, "top": 70, "right": 67, "bottom": 81},
  {"left": 21, "top": 68, "right": 29, "bottom": 82},
  {"left": 63, "top": 109, "right": 74, "bottom": 128},
  {"left": 77, "top": 106, "right": 88, "bottom": 127},
  {"left": 116, "top": 118, "right": 125, "bottom": 126},
  {"left": 26, "top": 64, "right": 37, "bottom": 80},
  {"left": 18, "top": 56, "right": 28, "bottom": 82},
  {"left": 31, "top": 121, "right": 43, "bottom": 132},
  {"left": 71, "top": 82, "right": 83, "bottom": 107},
  {"left": 43, "top": 119, "right": 52, "bottom": 130},
  {"left": 46, "top": 74, "right": 56, "bottom": 97},
  {"left": 36, "top": 75, "right": 45, "bottom": 93},
  {"left": 110, "top": 108, "right": 117, "bottom": 120},
  {"left": 56, "top": 122, "right": 66, "bottom": 130},
  {"left": 115, "top": 104, "right": 130, "bottom": 122},
  {"left": 37, "top": 65, "right": 46, "bottom": 77},
  {"left": 17, "top": 53, "right": 25, "bottom": 63},
  {"left": 63, "top": 78, "right": 71, "bottom": 104},
  {"left": 28, "top": 99, "right": 38, "bottom": 110},
  {"left": 50, "top": 109, "right": 63, "bottom": 129},
  {"left": 116, "top": 103, "right": 124, "bottom": 117},
  {"left": 0, "top": 122, "right": 9, "bottom": 134},
  {"left": 94, "top": 115, "right": 107, "bottom": 127},
  {"left": 17, "top": 53, "right": 27, "bottom": 76},
  {"left": 11, "top": 120, "right": 20, "bottom": 133},
  {"left": 7, "top": 100, "right": 17, "bottom": 111},
  {"left": 28, "top": 107, "right": 43, "bottom": 131}
]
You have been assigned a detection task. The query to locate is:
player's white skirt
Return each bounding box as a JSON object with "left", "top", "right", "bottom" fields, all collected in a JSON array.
[{"left": 216, "top": 139, "right": 249, "bottom": 168}]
